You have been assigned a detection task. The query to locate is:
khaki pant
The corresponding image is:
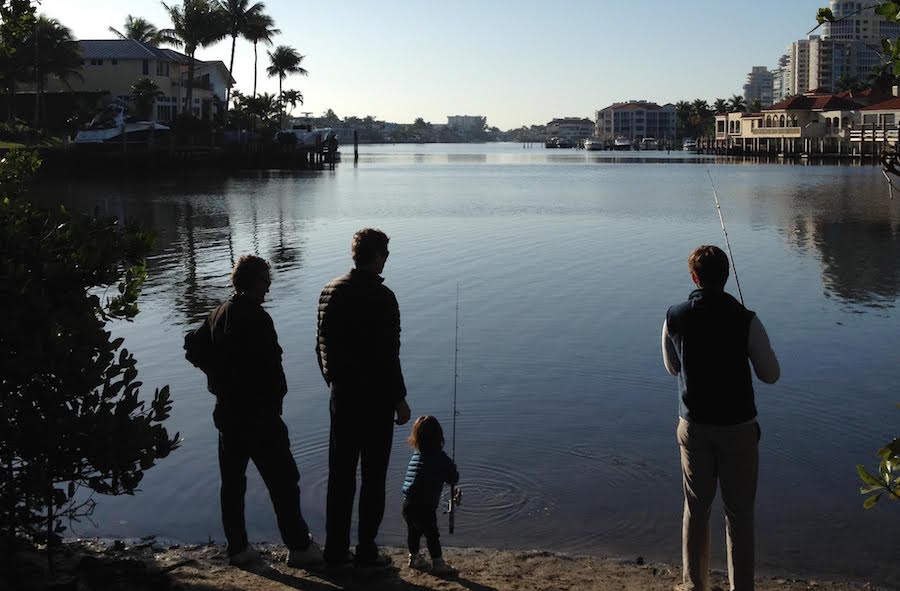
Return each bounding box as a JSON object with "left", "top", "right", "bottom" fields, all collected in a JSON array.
[{"left": 677, "top": 418, "right": 760, "bottom": 591}]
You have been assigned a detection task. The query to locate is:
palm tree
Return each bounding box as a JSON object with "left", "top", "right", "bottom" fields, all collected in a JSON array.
[
  {"left": 675, "top": 100, "right": 693, "bottom": 141},
  {"left": 714, "top": 98, "right": 728, "bottom": 114},
  {"left": 108, "top": 15, "right": 178, "bottom": 46},
  {"left": 748, "top": 98, "right": 763, "bottom": 113},
  {"left": 217, "top": 0, "right": 264, "bottom": 108},
  {"left": 729, "top": 94, "right": 746, "bottom": 113},
  {"left": 162, "top": 0, "right": 227, "bottom": 118},
  {"left": 131, "top": 78, "right": 164, "bottom": 119},
  {"left": 691, "top": 99, "right": 711, "bottom": 138},
  {"left": 28, "top": 16, "right": 83, "bottom": 129},
  {"left": 244, "top": 12, "right": 278, "bottom": 97},
  {"left": 266, "top": 45, "right": 307, "bottom": 110},
  {"left": 279, "top": 89, "right": 302, "bottom": 117}
]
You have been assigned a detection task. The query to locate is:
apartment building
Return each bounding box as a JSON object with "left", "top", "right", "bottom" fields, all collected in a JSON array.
[
  {"left": 545, "top": 117, "right": 595, "bottom": 141},
  {"left": 743, "top": 66, "right": 774, "bottom": 106},
  {"left": 595, "top": 101, "right": 676, "bottom": 142}
]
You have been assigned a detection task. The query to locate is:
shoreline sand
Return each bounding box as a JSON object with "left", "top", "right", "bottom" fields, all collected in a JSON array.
[{"left": 10, "top": 539, "right": 895, "bottom": 591}]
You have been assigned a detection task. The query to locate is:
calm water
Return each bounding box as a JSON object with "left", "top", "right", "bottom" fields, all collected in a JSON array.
[{"left": 32, "top": 144, "right": 900, "bottom": 585}]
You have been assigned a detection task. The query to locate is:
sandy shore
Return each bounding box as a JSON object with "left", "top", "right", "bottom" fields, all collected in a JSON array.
[{"left": 9, "top": 539, "right": 892, "bottom": 591}]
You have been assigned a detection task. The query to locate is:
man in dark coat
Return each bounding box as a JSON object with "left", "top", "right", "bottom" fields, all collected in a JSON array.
[
  {"left": 316, "top": 228, "right": 411, "bottom": 568},
  {"left": 185, "top": 255, "right": 322, "bottom": 567},
  {"left": 662, "top": 245, "right": 780, "bottom": 591}
]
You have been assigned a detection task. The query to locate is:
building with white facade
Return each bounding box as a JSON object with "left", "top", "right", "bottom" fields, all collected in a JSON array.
[
  {"left": 743, "top": 66, "right": 774, "bottom": 106},
  {"left": 447, "top": 115, "right": 486, "bottom": 137},
  {"left": 772, "top": 53, "right": 792, "bottom": 102},
  {"left": 595, "top": 101, "right": 676, "bottom": 143}
]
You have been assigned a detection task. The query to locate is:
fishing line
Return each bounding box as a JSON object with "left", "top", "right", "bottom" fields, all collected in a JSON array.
[{"left": 707, "top": 168, "right": 745, "bottom": 306}]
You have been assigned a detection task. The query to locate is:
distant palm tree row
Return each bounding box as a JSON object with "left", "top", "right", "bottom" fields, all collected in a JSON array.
[
  {"left": 110, "top": 0, "right": 307, "bottom": 117},
  {"left": 675, "top": 95, "right": 751, "bottom": 141}
]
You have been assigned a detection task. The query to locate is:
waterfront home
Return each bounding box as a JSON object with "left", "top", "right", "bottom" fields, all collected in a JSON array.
[
  {"left": 715, "top": 88, "right": 866, "bottom": 155},
  {"left": 42, "top": 39, "right": 233, "bottom": 123}
]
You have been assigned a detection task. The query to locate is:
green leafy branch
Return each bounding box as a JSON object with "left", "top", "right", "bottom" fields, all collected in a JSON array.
[{"left": 858, "top": 405, "right": 900, "bottom": 509}]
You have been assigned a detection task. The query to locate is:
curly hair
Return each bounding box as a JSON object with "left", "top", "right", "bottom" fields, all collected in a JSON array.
[
  {"left": 351, "top": 228, "right": 390, "bottom": 266},
  {"left": 407, "top": 415, "right": 445, "bottom": 452},
  {"left": 231, "top": 255, "right": 271, "bottom": 293},
  {"left": 688, "top": 245, "right": 729, "bottom": 289}
]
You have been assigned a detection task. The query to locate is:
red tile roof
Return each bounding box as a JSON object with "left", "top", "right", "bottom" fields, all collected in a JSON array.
[
  {"left": 766, "top": 94, "right": 861, "bottom": 112},
  {"left": 861, "top": 97, "right": 900, "bottom": 110}
]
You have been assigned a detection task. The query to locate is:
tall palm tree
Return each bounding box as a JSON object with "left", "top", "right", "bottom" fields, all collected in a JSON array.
[
  {"left": 675, "top": 100, "right": 693, "bottom": 141},
  {"left": 244, "top": 12, "right": 278, "bottom": 97},
  {"left": 108, "top": 15, "right": 178, "bottom": 46},
  {"left": 729, "top": 94, "right": 746, "bottom": 113},
  {"left": 217, "top": 0, "right": 264, "bottom": 108},
  {"left": 266, "top": 45, "right": 307, "bottom": 105},
  {"left": 748, "top": 98, "right": 763, "bottom": 113},
  {"left": 28, "top": 16, "right": 82, "bottom": 129},
  {"left": 691, "top": 99, "right": 711, "bottom": 137},
  {"left": 714, "top": 98, "right": 728, "bottom": 114},
  {"left": 280, "top": 89, "right": 302, "bottom": 117},
  {"left": 162, "top": 0, "right": 227, "bottom": 117}
]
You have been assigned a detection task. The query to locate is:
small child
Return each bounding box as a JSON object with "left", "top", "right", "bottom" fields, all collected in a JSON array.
[{"left": 401, "top": 415, "right": 460, "bottom": 575}]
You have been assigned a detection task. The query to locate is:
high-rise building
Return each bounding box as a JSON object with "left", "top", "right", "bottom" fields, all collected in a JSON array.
[
  {"left": 790, "top": 39, "right": 812, "bottom": 94},
  {"left": 743, "top": 66, "right": 774, "bottom": 106},
  {"left": 820, "top": 0, "right": 900, "bottom": 86},
  {"left": 772, "top": 53, "right": 792, "bottom": 101}
]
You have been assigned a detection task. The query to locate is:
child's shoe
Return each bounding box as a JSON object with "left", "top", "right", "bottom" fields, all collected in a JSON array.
[
  {"left": 408, "top": 552, "right": 430, "bottom": 570},
  {"left": 431, "top": 556, "right": 458, "bottom": 576}
]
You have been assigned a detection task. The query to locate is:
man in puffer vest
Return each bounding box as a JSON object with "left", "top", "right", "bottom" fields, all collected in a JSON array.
[{"left": 662, "top": 245, "right": 780, "bottom": 591}]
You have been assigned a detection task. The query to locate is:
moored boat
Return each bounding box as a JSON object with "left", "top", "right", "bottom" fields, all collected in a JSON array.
[
  {"left": 584, "top": 138, "right": 603, "bottom": 151},
  {"left": 613, "top": 137, "right": 632, "bottom": 151},
  {"left": 682, "top": 138, "right": 697, "bottom": 151},
  {"left": 640, "top": 137, "right": 659, "bottom": 150}
]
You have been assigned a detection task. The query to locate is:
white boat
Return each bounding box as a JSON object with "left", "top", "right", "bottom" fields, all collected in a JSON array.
[
  {"left": 640, "top": 137, "right": 659, "bottom": 150},
  {"left": 682, "top": 138, "right": 697, "bottom": 151},
  {"left": 275, "top": 125, "right": 336, "bottom": 147},
  {"left": 74, "top": 104, "right": 169, "bottom": 144},
  {"left": 613, "top": 137, "right": 632, "bottom": 151},
  {"left": 584, "top": 138, "right": 603, "bottom": 151}
]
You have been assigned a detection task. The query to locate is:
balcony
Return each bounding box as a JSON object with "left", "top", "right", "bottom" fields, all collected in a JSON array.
[{"left": 750, "top": 127, "right": 802, "bottom": 137}]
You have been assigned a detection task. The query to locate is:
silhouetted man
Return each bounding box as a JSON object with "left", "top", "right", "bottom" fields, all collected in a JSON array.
[
  {"left": 185, "top": 255, "right": 322, "bottom": 568},
  {"left": 316, "top": 228, "right": 411, "bottom": 568},
  {"left": 662, "top": 245, "right": 780, "bottom": 591}
]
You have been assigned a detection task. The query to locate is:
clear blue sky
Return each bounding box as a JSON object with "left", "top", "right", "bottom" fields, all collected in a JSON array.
[{"left": 40, "top": 0, "right": 825, "bottom": 129}]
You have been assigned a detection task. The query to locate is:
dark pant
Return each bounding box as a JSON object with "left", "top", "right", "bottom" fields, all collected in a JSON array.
[
  {"left": 216, "top": 410, "right": 311, "bottom": 554},
  {"left": 403, "top": 501, "right": 441, "bottom": 558},
  {"left": 324, "top": 391, "right": 394, "bottom": 563}
]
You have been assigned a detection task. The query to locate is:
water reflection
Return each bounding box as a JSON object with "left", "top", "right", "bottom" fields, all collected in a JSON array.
[{"left": 783, "top": 175, "right": 900, "bottom": 308}]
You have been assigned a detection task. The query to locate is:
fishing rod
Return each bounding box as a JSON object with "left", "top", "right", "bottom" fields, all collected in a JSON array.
[
  {"left": 707, "top": 168, "right": 745, "bottom": 306},
  {"left": 448, "top": 283, "right": 462, "bottom": 533}
]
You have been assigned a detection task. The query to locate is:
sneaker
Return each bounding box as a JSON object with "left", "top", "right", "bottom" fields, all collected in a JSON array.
[
  {"left": 287, "top": 541, "right": 324, "bottom": 568},
  {"left": 431, "top": 557, "right": 458, "bottom": 577},
  {"left": 228, "top": 545, "right": 259, "bottom": 567},
  {"left": 354, "top": 551, "right": 392, "bottom": 569},
  {"left": 407, "top": 552, "right": 430, "bottom": 571}
]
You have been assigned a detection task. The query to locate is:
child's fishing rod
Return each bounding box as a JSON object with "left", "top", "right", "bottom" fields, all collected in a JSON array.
[
  {"left": 448, "top": 283, "right": 462, "bottom": 533},
  {"left": 707, "top": 168, "right": 745, "bottom": 306}
]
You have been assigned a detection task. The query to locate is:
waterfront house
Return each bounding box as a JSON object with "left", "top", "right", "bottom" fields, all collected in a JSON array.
[{"left": 43, "top": 39, "right": 233, "bottom": 123}]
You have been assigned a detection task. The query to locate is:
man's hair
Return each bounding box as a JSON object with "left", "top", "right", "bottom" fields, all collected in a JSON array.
[
  {"left": 407, "top": 415, "right": 444, "bottom": 452},
  {"left": 351, "top": 228, "right": 390, "bottom": 266},
  {"left": 688, "top": 245, "right": 729, "bottom": 289},
  {"left": 231, "top": 255, "right": 271, "bottom": 293}
]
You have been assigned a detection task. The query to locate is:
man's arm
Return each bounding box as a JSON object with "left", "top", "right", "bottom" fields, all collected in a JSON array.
[
  {"left": 748, "top": 315, "right": 780, "bottom": 384},
  {"left": 316, "top": 287, "right": 345, "bottom": 386},
  {"left": 386, "top": 290, "right": 408, "bottom": 405},
  {"left": 662, "top": 319, "right": 680, "bottom": 375}
]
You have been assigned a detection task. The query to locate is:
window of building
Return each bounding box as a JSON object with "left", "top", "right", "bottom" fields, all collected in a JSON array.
[
  {"left": 142, "top": 59, "right": 149, "bottom": 75},
  {"left": 156, "top": 61, "right": 170, "bottom": 76},
  {"left": 111, "top": 59, "right": 118, "bottom": 65}
]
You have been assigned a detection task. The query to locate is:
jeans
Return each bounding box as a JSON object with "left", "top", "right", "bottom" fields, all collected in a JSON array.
[
  {"left": 216, "top": 411, "right": 311, "bottom": 554},
  {"left": 403, "top": 501, "right": 442, "bottom": 558},
  {"left": 324, "top": 391, "right": 394, "bottom": 563},
  {"left": 678, "top": 418, "right": 760, "bottom": 591}
]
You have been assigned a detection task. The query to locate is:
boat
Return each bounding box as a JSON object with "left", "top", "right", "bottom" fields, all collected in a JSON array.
[
  {"left": 545, "top": 137, "right": 559, "bottom": 148},
  {"left": 275, "top": 125, "right": 337, "bottom": 147},
  {"left": 584, "top": 138, "right": 603, "bottom": 151},
  {"left": 682, "top": 138, "right": 697, "bottom": 151},
  {"left": 555, "top": 137, "right": 573, "bottom": 149},
  {"left": 640, "top": 137, "right": 659, "bottom": 150},
  {"left": 74, "top": 104, "right": 169, "bottom": 144},
  {"left": 613, "top": 137, "right": 632, "bottom": 151}
]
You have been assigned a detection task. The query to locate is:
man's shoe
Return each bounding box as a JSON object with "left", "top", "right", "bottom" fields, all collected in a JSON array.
[
  {"left": 323, "top": 550, "right": 354, "bottom": 571},
  {"left": 287, "top": 541, "right": 324, "bottom": 568},
  {"left": 228, "top": 545, "right": 259, "bottom": 566},
  {"left": 431, "top": 557, "right": 458, "bottom": 577},
  {"left": 354, "top": 551, "right": 392, "bottom": 569},
  {"left": 407, "top": 552, "right": 430, "bottom": 571}
]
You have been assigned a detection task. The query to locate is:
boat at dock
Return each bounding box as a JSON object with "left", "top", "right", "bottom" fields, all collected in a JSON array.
[
  {"left": 682, "top": 138, "right": 697, "bottom": 151},
  {"left": 74, "top": 104, "right": 169, "bottom": 144},
  {"left": 640, "top": 137, "right": 658, "bottom": 150},
  {"left": 584, "top": 138, "right": 603, "bottom": 151},
  {"left": 613, "top": 137, "right": 632, "bottom": 151}
]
